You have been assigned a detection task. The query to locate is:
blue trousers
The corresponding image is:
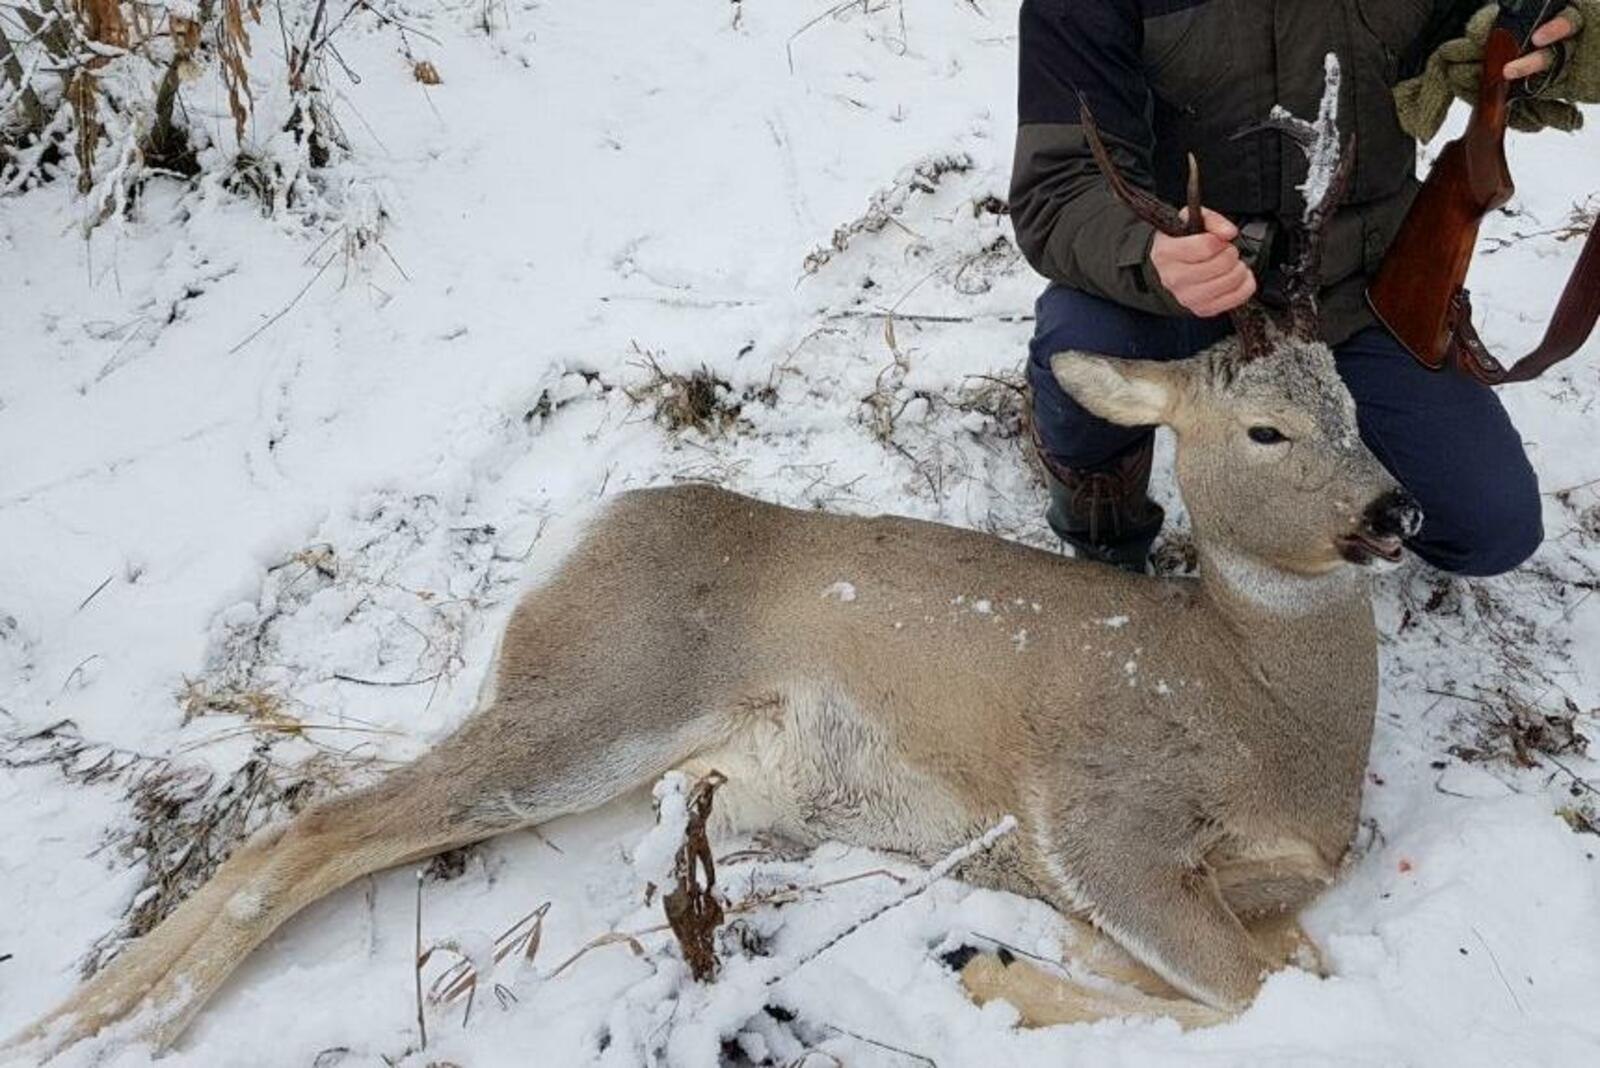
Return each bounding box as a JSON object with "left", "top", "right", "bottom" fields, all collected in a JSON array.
[{"left": 1027, "top": 285, "right": 1543, "bottom": 576}]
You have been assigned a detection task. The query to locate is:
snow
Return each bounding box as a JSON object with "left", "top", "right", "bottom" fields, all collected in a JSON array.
[
  {"left": 2, "top": 2, "right": 1599, "bottom": 1066},
  {"left": 634, "top": 772, "right": 692, "bottom": 894},
  {"left": 820, "top": 581, "right": 857, "bottom": 603}
]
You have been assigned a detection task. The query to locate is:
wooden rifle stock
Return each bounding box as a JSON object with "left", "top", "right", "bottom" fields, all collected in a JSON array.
[
  {"left": 1368, "top": 29, "right": 1520, "bottom": 371},
  {"left": 1368, "top": 20, "right": 1600, "bottom": 385}
]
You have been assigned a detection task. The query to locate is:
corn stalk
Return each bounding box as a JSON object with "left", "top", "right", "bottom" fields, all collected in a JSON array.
[{"left": 0, "top": 0, "right": 264, "bottom": 221}]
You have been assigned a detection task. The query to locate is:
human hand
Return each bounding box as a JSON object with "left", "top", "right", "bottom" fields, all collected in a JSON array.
[
  {"left": 1503, "top": 13, "right": 1580, "bottom": 81},
  {"left": 1149, "top": 208, "right": 1257, "bottom": 318},
  {"left": 1394, "top": 1, "right": 1597, "bottom": 141}
]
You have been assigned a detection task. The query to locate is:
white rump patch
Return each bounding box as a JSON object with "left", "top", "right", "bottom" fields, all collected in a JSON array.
[{"left": 821, "top": 581, "right": 858, "bottom": 603}]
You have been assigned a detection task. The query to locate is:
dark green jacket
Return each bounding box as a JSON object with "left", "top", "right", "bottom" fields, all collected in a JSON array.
[{"left": 1010, "top": 0, "right": 1481, "bottom": 343}]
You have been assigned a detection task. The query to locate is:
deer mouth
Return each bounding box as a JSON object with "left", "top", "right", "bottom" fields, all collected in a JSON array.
[{"left": 1338, "top": 530, "right": 1405, "bottom": 565}]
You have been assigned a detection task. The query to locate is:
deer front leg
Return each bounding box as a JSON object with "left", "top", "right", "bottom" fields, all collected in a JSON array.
[
  {"left": 1022, "top": 796, "right": 1278, "bottom": 1012},
  {"left": 958, "top": 952, "right": 1228, "bottom": 1031},
  {"left": 955, "top": 799, "right": 1278, "bottom": 1030},
  {"left": 958, "top": 909, "right": 1319, "bottom": 1030},
  {"left": 1077, "top": 858, "right": 1269, "bottom": 1011}
]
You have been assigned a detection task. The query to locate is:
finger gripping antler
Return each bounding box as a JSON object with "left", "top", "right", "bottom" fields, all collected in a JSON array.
[{"left": 1078, "top": 96, "right": 1271, "bottom": 359}]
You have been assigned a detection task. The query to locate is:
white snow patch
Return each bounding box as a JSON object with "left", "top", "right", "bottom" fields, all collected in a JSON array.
[
  {"left": 822, "top": 580, "right": 858, "bottom": 603},
  {"left": 633, "top": 772, "right": 691, "bottom": 892}
]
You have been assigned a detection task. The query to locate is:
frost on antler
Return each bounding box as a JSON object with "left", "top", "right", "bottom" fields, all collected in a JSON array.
[
  {"left": 1244, "top": 51, "right": 1354, "bottom": 338},
  {"left": 1263, "top": 53, "right": 1345, "bottom": 226}
]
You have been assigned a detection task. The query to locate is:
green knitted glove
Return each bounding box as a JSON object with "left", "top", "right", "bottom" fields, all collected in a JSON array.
[{"left": 1394, "top": 1, "right": 1600, "bottom": 141}]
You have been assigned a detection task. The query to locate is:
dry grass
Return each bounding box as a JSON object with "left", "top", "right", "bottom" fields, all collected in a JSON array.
[
  {"left": 1440, "top": 685, "right": 1591, "bottom": 771},
  {"left": 0, "top": 718, "right": 360, "bottom": 976},
  {"left": 179, "top": 678, "right": 289, "bottom": 726},
  {"left": 408, "top": 792, "right": 907, "bottom": 1057},
  {"left": 1, "top": 0, "right": 257, "bottom": 210},
  {"left": 803, "top": 153, "right": 974, "bottom": 275},
  {"left": 951, "top": 371, "right": 1029, "bottom": 442},
  {"left": 625, "top": 347, "right": 751, "bottom": 437},
  {"left": 1, "top": 0, "right": 389, "bottom": 224},
  {"left": 1, "top": 718, "right": 168, "bottom": 791}
]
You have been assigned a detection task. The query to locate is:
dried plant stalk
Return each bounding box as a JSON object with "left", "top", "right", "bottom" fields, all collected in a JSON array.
[
  {"left": 67, "top": 66, "right": 99, "bottom": 193},
  {"left": 78, "top": 0, "right": 131, "bottom": 49},
  {"left": 664, "top": 770, "right": 726, "bottom": 981},
  {"left": 220, "top": 0, "right": 259, "bottom": 142}
]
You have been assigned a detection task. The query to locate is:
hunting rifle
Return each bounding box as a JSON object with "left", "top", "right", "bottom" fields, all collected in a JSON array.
[{"left": 1368, "top": 0, "right": 1600, "bottom": 385}]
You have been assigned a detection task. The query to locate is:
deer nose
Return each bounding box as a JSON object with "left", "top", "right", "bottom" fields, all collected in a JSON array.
[{"left": 1365, "top": 490, "right": 1424, "bottom": 539}]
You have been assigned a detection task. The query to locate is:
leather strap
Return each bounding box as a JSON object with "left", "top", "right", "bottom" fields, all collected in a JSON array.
[{"left": 1447, "top": 211, "right": 1600, "bottom": 385}]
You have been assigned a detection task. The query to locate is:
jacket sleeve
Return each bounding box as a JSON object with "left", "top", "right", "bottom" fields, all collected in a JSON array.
[
  {"left": 1009, "top": 0, "right": 1186, "bottom": 316},
  {"left": 1401, "top": 0, "right": 1491, "bottom": 78}
]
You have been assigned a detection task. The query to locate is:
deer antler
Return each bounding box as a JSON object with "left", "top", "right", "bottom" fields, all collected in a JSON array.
[
  {"left": 1079, "top": 102, "right": 1205, "bottom": 240},
  {"left": 1234, "top": 54, "right": 1356, "bottom": 340},
  {"left": 1078, "top": 97, "right": 1274, "bottom": 361},
  {"left": 1079, "top": 55, "right": 1357, "bottom": 355},
  {"left": 1281, "top": 134, "right": 1355, "bottom": 340}
]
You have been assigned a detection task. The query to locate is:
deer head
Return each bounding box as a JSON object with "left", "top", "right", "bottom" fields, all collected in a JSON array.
[{"left": 1052, "top": 95, "right": 1422, "bottom": 583}]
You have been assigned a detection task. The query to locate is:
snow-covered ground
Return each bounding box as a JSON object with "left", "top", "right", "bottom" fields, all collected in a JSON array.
[{"left": 3, "top": 2, "right": 1599, "bottom": 1065}]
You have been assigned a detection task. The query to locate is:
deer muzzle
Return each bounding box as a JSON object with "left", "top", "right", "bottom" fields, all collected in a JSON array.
[{"left": 1338, "top": 490, "right": 1423, "bottom": 564}]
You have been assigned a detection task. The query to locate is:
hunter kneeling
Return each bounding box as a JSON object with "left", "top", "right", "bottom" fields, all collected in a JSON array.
[{"left": 1012, "top": 0, "right": 1597, "bottom": 576}]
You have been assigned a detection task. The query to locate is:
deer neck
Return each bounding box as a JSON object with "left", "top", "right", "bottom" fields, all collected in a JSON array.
[
  {"left": 1197, "top": 545, "right": 1370, "bottom": 623},
  {"left": 1195, "top": 544, "right": 1378, "bottom": 721}
]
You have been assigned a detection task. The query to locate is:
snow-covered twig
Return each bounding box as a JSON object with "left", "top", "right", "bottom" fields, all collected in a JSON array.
[
  {"left": 432, "top": 902, "right": 550, "bottom": 1004},
  {"left": 413, "top": 871, "right": 428, "bottom": 1051},
  {"left": 768, "top": 814, "right": 1018, "bottom": 985}
]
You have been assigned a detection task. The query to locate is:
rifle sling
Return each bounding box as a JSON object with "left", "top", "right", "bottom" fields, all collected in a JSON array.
[{"left": 1448, "top": 211, "right": 1600, "bottom": 385}]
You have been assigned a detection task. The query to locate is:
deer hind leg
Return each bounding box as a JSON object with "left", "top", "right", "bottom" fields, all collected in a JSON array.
[
  {"left": 4, "top": 762, "right": 485, "bottom": 1059},
  {"left": 5, "top": 698, "right": 693, "bottom": 1061}
]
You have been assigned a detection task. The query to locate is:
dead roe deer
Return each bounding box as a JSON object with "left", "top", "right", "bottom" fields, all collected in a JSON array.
[{"left": 7, "top": 97, "right": 1423, "bottom": 1058}]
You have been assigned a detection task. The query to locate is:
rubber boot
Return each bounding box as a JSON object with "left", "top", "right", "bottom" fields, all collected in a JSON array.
[{"left": 1036, "top": 438, "right": 1165, "bottom": 574}]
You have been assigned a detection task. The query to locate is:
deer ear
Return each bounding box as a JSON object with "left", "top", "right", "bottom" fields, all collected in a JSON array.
[{"left": 1049, "top": 353, "right": 1183, "bottom": 427}]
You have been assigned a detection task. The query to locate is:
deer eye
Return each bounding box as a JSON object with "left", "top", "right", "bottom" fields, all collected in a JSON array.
[{"left": 1248, "top": 426, "right": 1288, "bottom": 445}]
